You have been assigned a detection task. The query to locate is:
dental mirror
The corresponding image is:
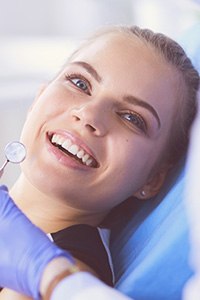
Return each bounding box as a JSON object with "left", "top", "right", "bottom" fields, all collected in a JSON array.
[{"left": 0, "top": 141, "right": 26, "bottom": 178}]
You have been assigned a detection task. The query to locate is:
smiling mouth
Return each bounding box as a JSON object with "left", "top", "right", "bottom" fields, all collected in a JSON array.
[{"left": 49, "top": 133, "right": 99, "bottom": 168}]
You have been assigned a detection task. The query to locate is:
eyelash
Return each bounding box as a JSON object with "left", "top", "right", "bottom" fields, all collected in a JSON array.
[
  {"left": 118, "top": 111, "right": 147, "bottom": 133},
  {"left": 65, "top": 73, "right": 91, "bottom": 95}
]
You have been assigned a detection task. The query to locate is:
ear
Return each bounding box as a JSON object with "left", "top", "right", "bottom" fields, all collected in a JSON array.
[{"left": 133, "top": 165, "right": 171, "bottom": 200}]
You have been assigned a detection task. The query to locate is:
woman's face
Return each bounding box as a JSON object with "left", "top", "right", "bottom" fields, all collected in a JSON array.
[{"left": 20, "top": 33, "right": 180, "bottom": 212}]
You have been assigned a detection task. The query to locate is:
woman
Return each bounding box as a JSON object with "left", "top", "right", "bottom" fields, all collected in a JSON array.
[{"left": 1, "top": 25, "right": 199, "bottom": 299}]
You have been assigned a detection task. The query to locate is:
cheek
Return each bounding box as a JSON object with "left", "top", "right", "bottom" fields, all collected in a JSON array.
[
  {"left": 22, "top": 90, "right": 66, "bottom": 134},
  {"left": 110, "top": 139, "right": 157, "bottom": 190},
  {"left": 108, "top": 143, "right": 144, "bottom": 188}
]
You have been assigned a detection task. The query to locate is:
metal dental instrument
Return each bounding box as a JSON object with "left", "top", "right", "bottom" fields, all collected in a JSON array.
[{"left": 0, "top": 141, "right": 26, "bottom": 179}]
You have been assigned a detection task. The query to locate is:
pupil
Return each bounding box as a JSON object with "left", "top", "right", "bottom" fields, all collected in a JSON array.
[{"left": 77, "top": 80, "right": 86, "bottom": 90}]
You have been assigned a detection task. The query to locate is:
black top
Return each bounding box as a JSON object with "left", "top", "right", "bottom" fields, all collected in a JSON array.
[{"left": 51, "top": 224, "right": 113, "bottom": 286}]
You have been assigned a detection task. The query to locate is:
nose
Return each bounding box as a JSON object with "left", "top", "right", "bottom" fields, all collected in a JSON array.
[{"left": 70, "top": 101, "right": 109, "bottom": 136}]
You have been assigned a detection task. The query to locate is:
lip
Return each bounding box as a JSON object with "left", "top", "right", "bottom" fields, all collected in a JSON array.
[{"left": 46, "top": 130, "right": 99, "bottom": 169}]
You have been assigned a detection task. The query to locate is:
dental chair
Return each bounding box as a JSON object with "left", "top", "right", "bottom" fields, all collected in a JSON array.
[{"left": 110, "top": 163, "right": 191, "bottom": 300}]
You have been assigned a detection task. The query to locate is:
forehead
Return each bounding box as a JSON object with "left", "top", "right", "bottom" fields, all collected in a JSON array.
[
  {"left": 71, "top": 32, "right": 166, "bottom": 70},
  {"left": 70, "top": 32, "right": 178, "bottom": 88}
]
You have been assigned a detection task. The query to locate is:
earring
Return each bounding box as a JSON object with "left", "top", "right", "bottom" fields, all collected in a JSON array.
[{"left": 140, "top": 190, "right": 146, "bottom": 197}]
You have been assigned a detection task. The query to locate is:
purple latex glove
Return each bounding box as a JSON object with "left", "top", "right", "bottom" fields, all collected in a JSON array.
[{"left": 0, "top": 185, "right": 74, "bottom": 299}]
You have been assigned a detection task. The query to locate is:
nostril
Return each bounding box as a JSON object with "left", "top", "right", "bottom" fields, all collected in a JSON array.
[
  {"left": 71, "top": 108, "right": 107, "bottom": 136},
  {"left": 72, "top": 115, "right": 80, "bottom": 121},
  {"left": 86, "top": 124, "right": 96, "bottom": 132},
  {"left": 72, "top": 112, "right": 96, "bottom": 131}
]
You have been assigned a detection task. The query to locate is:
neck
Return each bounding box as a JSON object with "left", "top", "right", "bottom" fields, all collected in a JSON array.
[{"left": 10, "top": 174, "right": 105, "bottom": 233}]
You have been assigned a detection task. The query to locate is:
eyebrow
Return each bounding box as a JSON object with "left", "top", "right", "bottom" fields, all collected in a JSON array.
[
  {"left": 70, "top": 61, "right": 160, "bottom": 128},
  {"left": 70, "top": 61, "right": 102, "bottom": 83},
  {"left": 123, "top": 95, "right": 161, "bottom": 128}
]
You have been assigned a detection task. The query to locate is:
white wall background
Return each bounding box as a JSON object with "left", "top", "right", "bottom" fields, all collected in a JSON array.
[{"left": 0, "top": 0, "right": 199, "bottom": 187}]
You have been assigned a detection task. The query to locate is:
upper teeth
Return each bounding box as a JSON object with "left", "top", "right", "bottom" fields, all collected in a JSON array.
[{"left": 51, "top": 134, "right": 94, "bottom": 166}]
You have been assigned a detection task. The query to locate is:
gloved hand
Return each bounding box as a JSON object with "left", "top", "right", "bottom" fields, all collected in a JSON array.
[{"left": 0, "top": 185, "right": 73, "bottom": 299}]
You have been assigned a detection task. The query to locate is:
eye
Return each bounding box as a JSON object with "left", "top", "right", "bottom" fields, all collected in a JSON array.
[
  {"left": 72, "top": 78, "right": 88, "bottom": 91},
  {"left": 65, "top": 73, "right": 91, "bottom": 95},
  {"left": 119, "top": 112, "right": 147, "bottom": 133}
]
